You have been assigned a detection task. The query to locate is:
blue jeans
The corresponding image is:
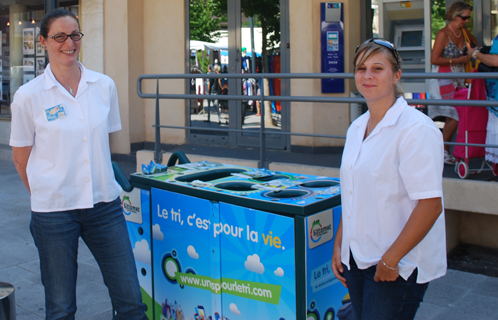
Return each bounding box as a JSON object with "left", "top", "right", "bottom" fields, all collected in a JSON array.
[
  {"left": 207, "top": 92, "right": 221, "bottom": 122},
  {"left": 343, "top": 255, "right": 429, "bottom": 320},
  {"left": 30, "top": 197, "right": 147, "bottom": 320}
]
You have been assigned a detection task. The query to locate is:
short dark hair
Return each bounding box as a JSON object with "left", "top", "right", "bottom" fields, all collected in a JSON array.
[{"left": 40, "top": 8, "right": 80, "bottom": 38}]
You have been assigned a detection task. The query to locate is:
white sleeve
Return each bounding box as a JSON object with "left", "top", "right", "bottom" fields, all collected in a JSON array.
[
  {"left": 107, "top": 80, "right": 122, "bottom": 133},
  {"left": 398, "top": 122, "right": 444, "bottom": 200},
  {"left": 9, "top": 91, "right": 35, "bottom": 147}
]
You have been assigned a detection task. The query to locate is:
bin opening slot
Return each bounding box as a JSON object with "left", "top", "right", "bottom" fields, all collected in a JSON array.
[
  {"left": 301, "top": 180, "right": 339, "bottom": 188},
  {"left": 214, "top": 182, "right": 255, "bottom": 191},
  {"left": 175, "top": 168, "right": 246, "bottom": 182},
  {"left": 252, "top": 174, "right": 288, "bottom": 182},
  {"left": 264, "top": 190, "right": 309, "bottom": 198}
]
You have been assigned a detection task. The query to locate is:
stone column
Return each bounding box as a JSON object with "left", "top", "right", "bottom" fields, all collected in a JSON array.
[
  {"left": 80, "top": 0, "right": 104, "bottom": 73},
  {"left": 9, "top": 4, "right": 27, "bottom": 99}
]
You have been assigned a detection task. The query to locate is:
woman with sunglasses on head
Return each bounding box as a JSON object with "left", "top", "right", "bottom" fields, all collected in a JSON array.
[
  {"left": 429, "top": 0, "right": 478, "bottom": 165},
  {"left": 331, "top": 39, "right": 446, "bottom": 320},
  {"left": 10, "top": 9, "right": 147, "bottom": 320}
]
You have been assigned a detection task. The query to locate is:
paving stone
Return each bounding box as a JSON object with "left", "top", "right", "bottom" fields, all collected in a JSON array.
[
  {"left": 74, "top": 281, "right": 112, "bottom": 319},
  {"left": 78, "top": 310, "right": 114, "bottom": 320},
  {"left": 434, "top": 268, "right": 488, "bottom": 289},
  {"left": 14, "top": 306, "right": 44, "bottom": 320},
  {"left": 0, "top": 241, "right": 39, "bottom": 269},
  {"left": 469, "top": 275, "right": 498, "bottom": 299},
  {"left": 17, "top": 259, "right": 41, "bottom": 278},
  {"left": 0, "top": 265, "right": 39, "bottom": 286},
  {"left": 423, "top": 281, "right": 470, "bottom": 307},
  {"left": 415, "top": 302, "right": 446, "bottom": 320},
  {"left": 432, "top": 292, "right": 498, "bottom": 320},
  {"left": 12, "top": 279, "right": 46, "bottom": 318}
]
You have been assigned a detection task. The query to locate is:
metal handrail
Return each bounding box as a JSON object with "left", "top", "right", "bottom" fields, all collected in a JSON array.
[{"left": 137, "top": 72, "right": 498, "bottom": 167}]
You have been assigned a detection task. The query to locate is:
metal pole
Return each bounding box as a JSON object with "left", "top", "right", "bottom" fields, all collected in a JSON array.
[
  {"left": 0, "top": 282, "right": 15, "bottom": 320},
  {"left": 250, "top": 17, "right": 256, "bottom": 74},
  {"left": 155, "top": 78, "right": 162, "bottom": 163},
  {"left": 259, "top": 77, "right": 267, "bottom": 169}
]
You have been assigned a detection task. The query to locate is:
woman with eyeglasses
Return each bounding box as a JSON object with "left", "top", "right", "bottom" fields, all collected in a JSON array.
[
  {"left": 429, "top": 0, "right": 478, "bottom": 165},
  {"left": 331, "top": 39, "right": 446, "bottom": 320},
  {"left": 10, "top": 9, "right": 147, "bottom": 319}
]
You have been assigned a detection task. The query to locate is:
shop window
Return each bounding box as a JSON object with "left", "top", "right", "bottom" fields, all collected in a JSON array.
[{"left": 0, "top": 1, "right": 78, "bottom": 118}]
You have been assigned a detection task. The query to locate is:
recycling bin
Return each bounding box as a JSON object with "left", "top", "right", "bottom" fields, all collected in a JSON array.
[{"left": 122, "top": 161, "right": 348, "bottom": 320}]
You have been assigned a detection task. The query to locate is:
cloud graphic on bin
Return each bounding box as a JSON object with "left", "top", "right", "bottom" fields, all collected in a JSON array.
[
  {"left": 153, "top": 224, "right": 164, "bottom": 241},
  {"left": 230, "top": 303, "right": 241, "bottom": 316},
  {"left": 187, "top": 245, "right": 199, "bottom": 259},
  {"left": 244, "top": 254, "right": 265, "bottom": 274},
  {"left": 274, "top": 267, "right": 284, "bottom": 277},
  {"left": 133, "top": 239, "right": 151, "bottom": 265}
]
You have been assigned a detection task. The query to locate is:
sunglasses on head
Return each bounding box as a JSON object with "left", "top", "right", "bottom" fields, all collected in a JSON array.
[
  {"left": 457, "top": 14, "right": 471, "bottom": 20},
  {"left": 356, "top": 38, "right": 400, "bottom": 67}
]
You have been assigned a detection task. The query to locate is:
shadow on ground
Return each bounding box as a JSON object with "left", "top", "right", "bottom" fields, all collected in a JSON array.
[{"left": 448, "top": 243, "right": 498, "bottom": 277}]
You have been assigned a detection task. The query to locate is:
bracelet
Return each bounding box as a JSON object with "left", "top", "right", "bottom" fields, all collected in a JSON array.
[
  {"left": 381, "top": 258, "right": 398, "bottom": 271},
  {"left": 472, "top": 50, "right": 478, "bottom": 59},
  {"left": 449, "top": 59, "right": 452, "bottom": 65}
]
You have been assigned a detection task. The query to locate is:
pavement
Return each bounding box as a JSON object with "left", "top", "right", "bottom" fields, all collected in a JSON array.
[{"left": 2, "top": 156, "right": 498, "bottom": 319}]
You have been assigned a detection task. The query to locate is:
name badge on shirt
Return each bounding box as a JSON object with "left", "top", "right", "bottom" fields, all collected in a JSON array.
[{"left": 44, "top": 104, "right": 66, "bottom": 122}]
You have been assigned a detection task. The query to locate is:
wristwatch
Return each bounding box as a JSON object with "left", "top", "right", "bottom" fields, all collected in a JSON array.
[{"left": 472, "top": 50, "right": 478, "bottom": 59}]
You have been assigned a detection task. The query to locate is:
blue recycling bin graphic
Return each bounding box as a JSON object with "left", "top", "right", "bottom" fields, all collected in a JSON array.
[{"left": 122, "top": 161, "right": 348, "bottom": 319}]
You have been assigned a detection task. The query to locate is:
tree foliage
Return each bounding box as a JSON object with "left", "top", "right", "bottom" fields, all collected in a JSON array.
[
  {"left": 431, "top": 0, "right": 446, "bottom": 40},
  {"left": 196, "top": 51, "right": 211, "bottom": 74},
  {"left": 241, "top": 0, "right": 280, "bottom": 73},
  {"left": 190, "top": 0, "right": 222, "bottom": 42},
  {"left": 212, "top": 0, "right": 281, "bottom": 73}
]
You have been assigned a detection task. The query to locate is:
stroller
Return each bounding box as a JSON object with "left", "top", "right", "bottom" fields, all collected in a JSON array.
[{"left": 452, "top": 78, "right": 496, "bottom": 179}]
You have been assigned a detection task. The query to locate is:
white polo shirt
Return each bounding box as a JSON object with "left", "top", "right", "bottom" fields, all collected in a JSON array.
[
  {"left": 340, "top": 97, "right": 446, "bottom": 284},
  {"left": 10, "top": 62, "right": 123, "bottom": 212}
]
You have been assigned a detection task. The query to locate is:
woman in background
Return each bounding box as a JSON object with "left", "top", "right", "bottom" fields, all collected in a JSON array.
[{"left": 430, "top": 0, "right": 478, "bottom": 164}]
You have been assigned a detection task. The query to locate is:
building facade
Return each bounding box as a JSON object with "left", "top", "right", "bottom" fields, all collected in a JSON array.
[
  {"left": 0, "top": 0, "right": 363, "bottom": 155},
  {"left": 1, "top": 0, "right": 498, "bottom": 156},
  {"left": 1, "top": 0, "right": 498, "bottom": 253}
]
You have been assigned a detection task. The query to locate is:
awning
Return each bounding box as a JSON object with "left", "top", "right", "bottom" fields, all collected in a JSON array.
[{"left": 190, "top": 40, "right": 228, "bottom": 51}]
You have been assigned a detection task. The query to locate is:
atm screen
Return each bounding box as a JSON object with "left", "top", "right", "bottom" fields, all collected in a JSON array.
[{"left": 400, "top": 31, "right": 423, "bottom": 48}]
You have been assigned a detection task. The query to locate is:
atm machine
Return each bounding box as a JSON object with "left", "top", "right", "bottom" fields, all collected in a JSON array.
[{"left": 377, "top": 0, "right": 431, "bottom": 95}]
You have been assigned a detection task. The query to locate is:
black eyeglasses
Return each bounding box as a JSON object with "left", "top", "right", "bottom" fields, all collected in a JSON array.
[
  {"left": 47, "top": 32, "right": 84, "bottom": 43},
  {"left": 356, "top": 38, "right": 400, "bottom": 66},
  {"left": 457, "top": 15, "right": 471, "bottom": 21}
]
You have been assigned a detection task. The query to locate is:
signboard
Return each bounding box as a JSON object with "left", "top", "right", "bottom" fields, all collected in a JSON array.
[
  {"left": 321, "top": 2, "right": 345, "bottom": 93},
  {"left": 306, "top": 206, "right": 349, "bottom": 320},
  {"left": 151, "top": 189, "right": 297, "bottom": 319}
]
